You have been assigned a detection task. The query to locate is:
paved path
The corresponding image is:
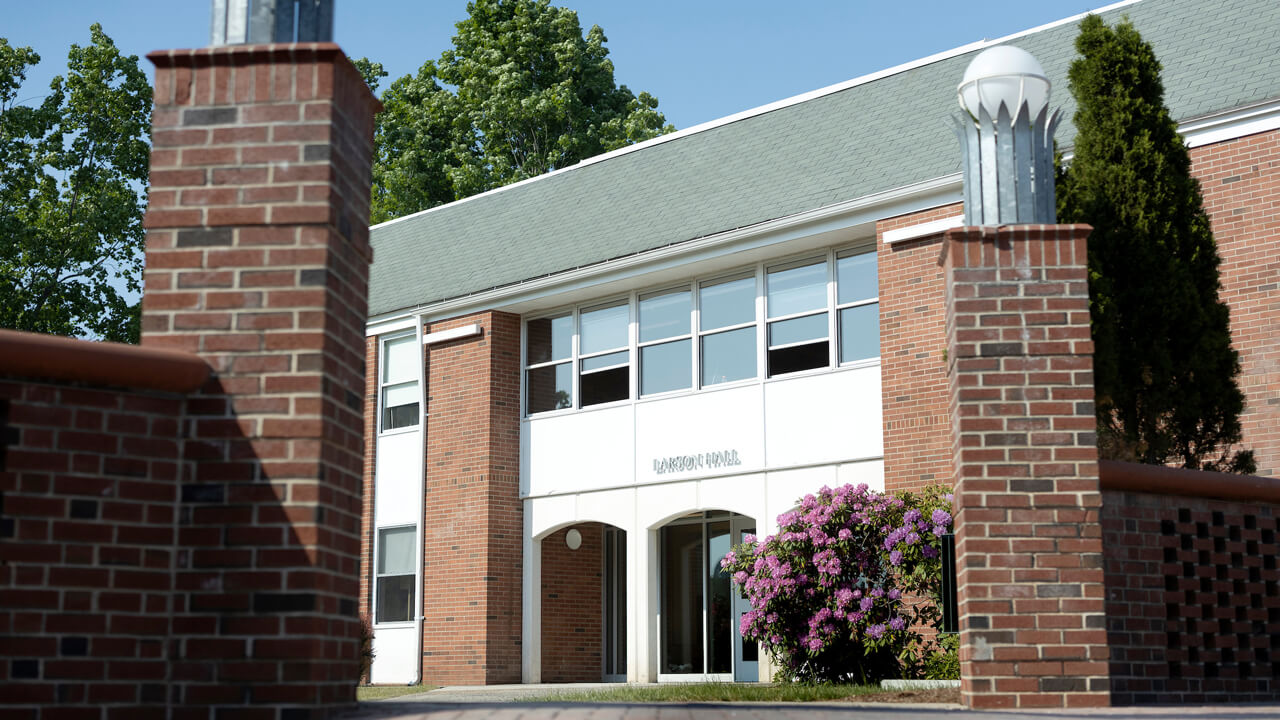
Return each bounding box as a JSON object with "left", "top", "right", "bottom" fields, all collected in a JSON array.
[{"left": 346, "top": 685, "right": 1280, "bottom": 720}]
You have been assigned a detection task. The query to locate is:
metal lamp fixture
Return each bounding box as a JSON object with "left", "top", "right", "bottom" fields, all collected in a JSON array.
[{"left": 949, "top": 46, "right": 1061, "bottom": 226}]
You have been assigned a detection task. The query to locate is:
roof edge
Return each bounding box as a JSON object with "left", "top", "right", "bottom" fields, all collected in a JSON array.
[{"left": 371, "top": 0, "right": 1144, "bottom": 232}]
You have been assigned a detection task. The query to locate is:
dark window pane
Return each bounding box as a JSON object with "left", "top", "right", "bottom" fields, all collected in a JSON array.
[
  {"left": 527, "top": 314, "right": 572, "bottom": 364},
  {"left": 707, "top": 521, "right": 732, "bottom": 674},
  {"left": 837, "top": 251, "right": 878, "bottom": 304},
  {"left": 527, "top": 362, "right": 572, "bottom": 413},
  {"left": 581, "top": 366, "right": 628, "bottom": 406},
  {"left": 768, "top": 342, "right": 829, "bottom": 377},
  {"left": 640, "top": 289, "right": 691, "bottom": 343},
  {"left": 768, "top": 312, "right": 828, "bottom": 347},
  {"left": 641, "top": 339, "right": 691, "bottom": 395},
  {"left": 701, "top": 327, "right": 756, "bottom": 386},
  {"left": 840, "top": 303, "right": 880, "bottom": 363},
  {"left": 383, "top": 403, "right": 419, "bottom": 430},
  {"left": 661, "top": 523, "right": 704, "bottom": 674},
  {"left": 699, "top": 275, "right": 755, "bottom": 331},
  {"left": 376, "top": 575, "right": 414, "bottom": 623}
]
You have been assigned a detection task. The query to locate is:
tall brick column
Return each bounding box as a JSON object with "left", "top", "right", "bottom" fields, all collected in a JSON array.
[
  {"left": 141, "top": 44, "right": 379, "bottom": 718},
  {"left": 942, "top": 225, "right": 1110, "bottom": 709}
]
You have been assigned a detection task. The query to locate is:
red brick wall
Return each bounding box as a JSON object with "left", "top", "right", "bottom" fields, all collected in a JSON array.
[
  {"left": 540, "top": 524, "right": 604, "bottom": 682},
  {"left": 359, "top": 336, "right": 377, "bottom": 627},
  {"left": 0, "top": 381, "right": 183, "bottom": 714},
  {"left": 1190, "top": 128, "right": 1280, "bottom": 478},
  {"left": 878, "top": 203, "right": 963, "bottom": 493},
  {"left": 1102, "top": 488, "right": 1280, "bottom": 704},
  {"left": 143, "top": 43, "right": 377, "bottom": 718},
  {"left": 420, "top": 311, "right": 522, "bottom": 684},
  {"left": 943, "top": 225, "right": 1109, "bottom": 710}
]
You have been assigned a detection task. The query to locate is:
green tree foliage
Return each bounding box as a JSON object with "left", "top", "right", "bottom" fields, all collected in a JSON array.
[
  {"left": 1059, "top": 15, "right": 1254, "bottom": 473},
  {"left": 362, "top": 0, "right": 674, "bottom": 223},
  {"left": 0, "top": 25, "right": 151, "bottom": 344}
]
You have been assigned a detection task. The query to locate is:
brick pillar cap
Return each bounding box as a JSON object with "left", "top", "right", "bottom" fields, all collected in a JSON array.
[{"left": 1100, "top": 459, "right": 1280, "bottom": 504}]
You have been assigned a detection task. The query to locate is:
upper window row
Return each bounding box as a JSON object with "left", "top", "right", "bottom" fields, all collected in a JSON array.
[{"left": 524, "top": 247, "right": 878, "bottom": 415}]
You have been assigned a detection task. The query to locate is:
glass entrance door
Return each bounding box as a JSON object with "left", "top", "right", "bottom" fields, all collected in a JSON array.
[
  {"left": 659, "top": 511, "right": 756, "bottom": 682},
  {"left": 730, "top": 518, "right": 758, "bottom": 681}
]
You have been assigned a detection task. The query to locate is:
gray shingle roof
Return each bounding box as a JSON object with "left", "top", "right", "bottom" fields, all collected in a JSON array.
[{"left": 369, "top": 0, "right": 1280, "bottom": 317}]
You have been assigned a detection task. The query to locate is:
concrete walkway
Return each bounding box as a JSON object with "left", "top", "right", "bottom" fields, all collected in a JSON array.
[{"left": 346, "top": 684, "right": 1280, "bottom": 719}]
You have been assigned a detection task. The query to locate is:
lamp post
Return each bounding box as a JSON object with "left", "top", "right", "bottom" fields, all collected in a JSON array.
[{"left": 949, "top": 46, "right": 1061, "bottom": 225}]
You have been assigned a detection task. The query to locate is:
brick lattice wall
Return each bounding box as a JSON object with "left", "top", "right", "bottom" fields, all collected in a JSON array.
[
  {"left": 1103, "top": 489, "right": 1280, "bottom": 704},
  {"left": 1190, "top": 128, "right": 1280, "bottom": 478},
  {"left": 540, "top": 524, "right": 604, "bottom": 682},
  {"left": 943, "top": 225, "right": 1110, "bottom": 709},
  {"left": 421, "top": 311, "right": 522, "bottom": 684},
  {"left": 878, "top": 203, "right": 963, "bottom": 493},
  {"left": 0, "top": 382, "right": 184, "bottom": 712}
]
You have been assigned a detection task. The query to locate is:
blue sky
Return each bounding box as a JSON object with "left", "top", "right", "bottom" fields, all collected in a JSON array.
[{"left": 9, "top": 0, "right": 1116, "bottom": 130}]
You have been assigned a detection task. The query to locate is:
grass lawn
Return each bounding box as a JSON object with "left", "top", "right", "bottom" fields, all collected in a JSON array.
[
  {"left": 356, "top": 684, "right": 437, "bottom": 701},
  {"left": 520, "top": 682, "right": 912, "bottom": 703}
]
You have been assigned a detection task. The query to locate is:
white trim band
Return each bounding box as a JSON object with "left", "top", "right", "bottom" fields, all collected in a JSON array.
[
  {"left": 422, "top": 323, "right": 483, "bottom": 345},
  {"left": 883, "top": 215, "right": 965, "bottom": 244}
]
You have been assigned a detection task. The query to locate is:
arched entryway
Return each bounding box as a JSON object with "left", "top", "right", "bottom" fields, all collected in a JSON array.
[
  {"left": 538, "top": 522, "right": 627, "bottom": 682},
  {"left": 658, "top": 510, "right": 758, "bottom": 682}
]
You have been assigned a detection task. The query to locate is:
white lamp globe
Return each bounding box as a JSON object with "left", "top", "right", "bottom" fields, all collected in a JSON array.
[{"left": 958, "top": 46, "right": 1051, "bottom": 120}]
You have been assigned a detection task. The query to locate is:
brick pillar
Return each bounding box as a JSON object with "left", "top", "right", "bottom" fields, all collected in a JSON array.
[
  {"left": 421, "top": 311, "right": 523, "bottom": 684},
  {"left": 141, "top": 44, "right": 379, "bottom": 718},
  {"left": 941, "top": 225, "right": 1110, "bottom": 709}
]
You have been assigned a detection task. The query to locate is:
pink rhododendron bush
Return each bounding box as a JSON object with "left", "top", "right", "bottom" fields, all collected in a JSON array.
[{"left": 722, "top": 483, "right": 954, "bottom": 683}]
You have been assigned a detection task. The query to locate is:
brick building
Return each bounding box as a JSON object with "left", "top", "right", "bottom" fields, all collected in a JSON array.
[{"left": 358, "top": 0, "right": 1280, "bottom": 688}]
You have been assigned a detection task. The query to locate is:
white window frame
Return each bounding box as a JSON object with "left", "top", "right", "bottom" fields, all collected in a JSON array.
[
  {"left": 378, "top": 331, "right": 421, "bottom": 435},
  {"left": 638, "top": 284, "right": 695, "bottom": 398},
  {"left": 521, "top": 242, "right": 881, "bottom": 418},
  {"left": 372, "top": 523, "right": 418, "bottom": 627}
]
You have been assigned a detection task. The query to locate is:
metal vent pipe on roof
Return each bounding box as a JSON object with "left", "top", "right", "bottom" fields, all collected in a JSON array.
[
  {"left": 949, "top": 45, "right": 1061, "bottom": 226},
  {"left": 210, "top": 0, "right": 334, "bottom": 45}
]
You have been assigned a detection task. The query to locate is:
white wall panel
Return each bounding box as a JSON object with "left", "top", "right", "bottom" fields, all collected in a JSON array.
[
  {"left": 524, "top": 406, "right": 633, "bottom": 497},
  {"left": 374, "top": 431, "right": 422, "bottom": 528},
  {"left": 370, "top": 626, "right": 418, "bottom": 684},
  {"left": 634, "top": 384, "right": 764, "bottom": 483},
  {"left": 763, "top": 367, "right": 883, "bottom": 468}
]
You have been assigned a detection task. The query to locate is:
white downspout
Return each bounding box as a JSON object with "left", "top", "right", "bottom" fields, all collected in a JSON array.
[{"left": 412, "top": 313, "right": 426, "bottom": 685}]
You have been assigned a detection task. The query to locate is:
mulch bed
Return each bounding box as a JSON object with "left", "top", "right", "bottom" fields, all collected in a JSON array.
[{"left": 845, "top": 688, "right": 961, "bottom": 704}]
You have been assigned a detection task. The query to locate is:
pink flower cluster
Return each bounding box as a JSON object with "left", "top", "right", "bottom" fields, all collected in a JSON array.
[{"left": 720, "top": 483, "right": 954, "bottom": 682}]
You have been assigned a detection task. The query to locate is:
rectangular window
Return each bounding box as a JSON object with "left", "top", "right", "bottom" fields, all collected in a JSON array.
[
  {"left": 579, "top": 301, "right": 631, "bottom": 407},
  {"left": 766, "top": 258, "right": 829, "bottom": 377},
  {"left": 380, "top": 334, "right": 420, "bottom": 431},
  {"left": 375, "top": 526, "right": 415, "bottom": 623},
  {"left": 522, "top": 244, "right": 878, "bottom": 417},
  {"left": 639, "top": 287, "right": 692, "bottom": 396},
  {"left": 526, "top": 313, "right": 573, "bottom": 413},
  {"left": 836, "top": 248, "right": 879, "bottom": 363},
  {"left": 699, "top": 274, "right": 757, "bottom": 387}
]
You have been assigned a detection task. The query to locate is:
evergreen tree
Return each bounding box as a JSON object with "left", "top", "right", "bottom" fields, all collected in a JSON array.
[
  {"left": 1059, "top": 15, "right": 1254, "bottom": 473},
  {"left": 361, "top": 0, "right": 674, "bottom": 224}
]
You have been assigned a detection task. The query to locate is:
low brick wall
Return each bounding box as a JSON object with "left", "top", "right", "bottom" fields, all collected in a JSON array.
[
  {"left": 1101, "top": 461, "right": 1280, "bottom": 704},
  {"left": 1, "top": 377, "right": 188, "bottom": 711}
]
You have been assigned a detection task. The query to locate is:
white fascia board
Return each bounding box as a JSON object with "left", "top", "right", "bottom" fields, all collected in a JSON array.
[
  {"left": 1180, "top": 98, "right": 1280, "bottom": 148},
  {"left": 883, "top": 215, "right": 965, "bottom": 244},
  {"left": 421, "top": 323, "right": 482, "bottom": 345},
  {"left": 366, "top": 317, "right": 416, "bottom": 337}
]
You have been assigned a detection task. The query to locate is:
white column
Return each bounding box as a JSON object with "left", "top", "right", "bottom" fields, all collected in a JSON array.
[
  {"left": 521, "top": 511, "right": 542, "bottom": 683},
  {"left": 627, "top": 524, "right": 661, "bottom": 683}
]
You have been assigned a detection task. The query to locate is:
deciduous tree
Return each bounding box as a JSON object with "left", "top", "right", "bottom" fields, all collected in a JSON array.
[
  {"left": 1058, "top": 14, "right": 1254, "bottom": 473},
  {"left": 362, "top": 0, "right": 674, "bottom": 223},
  {"left": 0, "top": 25, "right": 151, "bottom": 343}
]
